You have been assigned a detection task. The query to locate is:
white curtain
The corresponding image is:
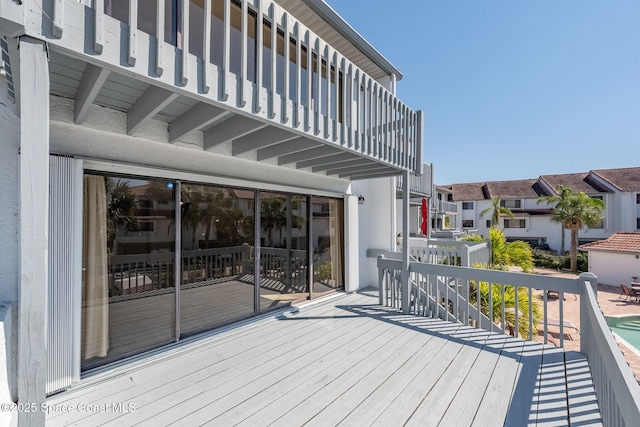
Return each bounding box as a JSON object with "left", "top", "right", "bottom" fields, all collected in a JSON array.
[
  {"left": 82, "top": 175, "right": 109, "bottom": 360},
  {"left": 329, "top": 199, "right": 344, "bottom": 287}
]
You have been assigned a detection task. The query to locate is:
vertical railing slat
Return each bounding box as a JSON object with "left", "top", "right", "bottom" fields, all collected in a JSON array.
[
  {"left": 314, "top": 37, "right": 322, "bottom": 136},
  {"left": 221, "top": 0, "right": 230, "bottom": 99},
  {"left": 181, "top": 0, "right": 189, "bottom": 85},
  {"left": 282, "top": 12, "right": 289, "bottom": 122},
  {"left": 294, "top": 23, "right": 302, "bottom": 128},
  {"left": 269, "top": 4, "right": 277, "bottom": 118},
  {"left": 255, "top": 0, "right": 263, "bottom": 113},
  {"left": 240, "top": 0, "right": 248, "bottom": 106},
  {"left": 128, "top": 0, "right": 138, "bottom": 65},
  {"left": 305, "top": 30, "right": 312, "bottom": 132},
  {"left": 156, "top": 0, "right": 164, "bottom": 75},
  {"left": 202, "top": 0, "right": 211, "bottom": 93},
  {"left": 52, "top": 0, "right": 64, "bottom": 38},
  {"left": 94, "top": 0, "right": 104, "bottom": 53}
]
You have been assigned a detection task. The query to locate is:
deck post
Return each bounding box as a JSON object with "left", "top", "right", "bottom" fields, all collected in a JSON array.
[
  {"left": 579, "top": 272, "right": 598, "bottom": 354},
  {"left": 17, "top": 36, "right": 50, "bottom": 426},
  {"left": 401, "top": 169, "right": 410, "bottom": 313}
]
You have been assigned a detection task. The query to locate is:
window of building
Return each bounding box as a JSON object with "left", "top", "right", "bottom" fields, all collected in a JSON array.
[
  {"left": 504, "top": 219, "right": 526, "bottom": 228},
  {"left": 637, "top": 194, "right": 640, "bottom": 204},
  {"left": 637, "top": 218, "right": 640, "bottom": 229},
  {"left": 589, "top": 195, "right": 604, "bottom": 228},
  {"left": 486, "top": 220, "right": 491, "bottom": 228},
  {"left": 462, "top": 202, "right": 474, "bottom": 210},
  {"left": 500, "top": 199, "right": 522, "bottom": 209},
  {"left": 462, "top": 220, "right": 474, "bottom": 228}
]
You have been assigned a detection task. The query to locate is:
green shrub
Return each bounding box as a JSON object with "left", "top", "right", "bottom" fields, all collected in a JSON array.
[{"left": 532, "top": 249, "right": 588, "bottom": 272}]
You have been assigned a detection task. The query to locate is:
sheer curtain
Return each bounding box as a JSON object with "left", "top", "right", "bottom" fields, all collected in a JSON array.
[
  {"left": 329, "top": 200, "right": 344, "bottom": 287},
  {"left": 82, "top": 175, "right": 109, "bottom": 360}
]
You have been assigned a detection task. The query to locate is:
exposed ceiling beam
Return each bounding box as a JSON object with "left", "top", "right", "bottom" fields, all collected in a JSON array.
[
  {"left": 127, "top": 86, "right": 180, "bottom": 135},
  {"left": 311, "top": 158, "right": 372, "bottom": 173},
  {"left": 232, "top": 127, "right": 298, "bottom": 155},
  {"left": 169, "top": 103, "right": 227, "bottom": 143},
  {"left": 325, "top": 163, "right": 390, "bottom": 176},
  {"left": 295, "top": 152, "right": 359, "bottom": 169},
  {"left": 341, "top": 169, "right": 402, "bottom": 180},
  {"left": 256, "top": 137, "right": 321, "bottom": 161},
  {"left": 278, "top": 146, "right": 341, "bottom": 166},
  {"left": 74, "top": 64, "right": 110, "bottom": 124},
  {"left": 203, "top": 115, "right": 266, "bottom": 150}
]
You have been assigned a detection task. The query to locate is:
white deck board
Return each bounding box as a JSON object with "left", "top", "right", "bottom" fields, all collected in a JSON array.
[
  {"left": 471, "top": 338, "right": 526, "bottom": 426},
  {"left": 46, "top": 290, "right": 602, "bottom": 427}
]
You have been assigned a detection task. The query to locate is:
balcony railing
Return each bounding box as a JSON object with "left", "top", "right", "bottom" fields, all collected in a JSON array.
[
  {"left": 16, "top": 0, "right": 423, "bottom": 174},
  {"left": 435, "top": 200, "right": 458, "bottom": 214},
  {"left": 403, "top": 238, "right": 490, "bottom": 267},
  {"left": 375, "top": 255, "right": 640, "bottom": 427},
  {"left": 396, "top": 162, "right": 431, "bottom": 196}
]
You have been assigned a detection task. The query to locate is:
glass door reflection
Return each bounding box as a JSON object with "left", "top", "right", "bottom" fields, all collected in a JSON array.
[
  {"left": 259, "top": 192, "right": 309, "bottom": 311},
  {"left": 81, "top": 175, "right": 176, "bottom": 370},
  {"left": 179, "top": 184, "right": 255, "bottom": 336}
]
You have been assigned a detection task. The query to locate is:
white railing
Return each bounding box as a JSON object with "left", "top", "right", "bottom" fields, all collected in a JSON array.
[
  {"left": 402, "top": 238, "right": 490, "bottom": 267},
  {"left": 375, "top": 256, "right": 640, "bottom": 427},
  {"left": 396, "top": 163, "right": 431, "bottom": 195},
  {"left": 31, "top": 0, "right": 422, "bottom": 173},
  {"left": 581, "top": 280, "right": 640, "bottom": 426},
  {"left": 435, "top": 200, "right": 458, "bottom": 214}
]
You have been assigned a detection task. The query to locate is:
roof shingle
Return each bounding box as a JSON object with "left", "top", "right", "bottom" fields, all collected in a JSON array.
[{"left": 579, "top": 232, "right": 640, "bottom": 254}]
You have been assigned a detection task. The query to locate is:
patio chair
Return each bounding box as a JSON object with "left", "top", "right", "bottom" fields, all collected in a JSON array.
[{"left": 618, "top": 284, "right": 639, "bottom": 302}]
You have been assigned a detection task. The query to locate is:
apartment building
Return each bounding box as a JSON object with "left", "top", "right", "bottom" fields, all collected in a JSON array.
[{"left": 442, "top": 167, "right": 640, "bottom": 252}]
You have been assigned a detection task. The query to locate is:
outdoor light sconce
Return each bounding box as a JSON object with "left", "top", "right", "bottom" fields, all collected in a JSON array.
[{"left": 358, "top": 195, "right": 365, "bottom": 205}]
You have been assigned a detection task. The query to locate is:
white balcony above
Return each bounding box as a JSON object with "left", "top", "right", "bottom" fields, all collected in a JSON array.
[{"left": 2, "top": 0, "right": 423, "bottom": 180}]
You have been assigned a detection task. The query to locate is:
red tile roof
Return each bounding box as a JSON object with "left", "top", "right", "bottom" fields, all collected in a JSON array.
[{"left": 579, "top": 232, "right": 640, "bottom": 254}]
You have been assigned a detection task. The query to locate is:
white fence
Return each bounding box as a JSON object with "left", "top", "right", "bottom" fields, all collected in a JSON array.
[{"left": 375, "top": 255, "right": 640, "bottom": 427}]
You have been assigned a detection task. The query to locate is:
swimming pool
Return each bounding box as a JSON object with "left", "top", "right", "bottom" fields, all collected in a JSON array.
[{"left": 606, "top": 315, "right": 640, "bottom": 356}]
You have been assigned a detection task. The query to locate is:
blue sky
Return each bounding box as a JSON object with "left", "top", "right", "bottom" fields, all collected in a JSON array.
[{"left": 328, "top": 1, "right": 640, "bottom": 185}]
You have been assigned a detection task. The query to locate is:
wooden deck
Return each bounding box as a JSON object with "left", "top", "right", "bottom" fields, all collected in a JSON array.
[{"left": 47, "top": 291, "right": 602, "bottom": 426}]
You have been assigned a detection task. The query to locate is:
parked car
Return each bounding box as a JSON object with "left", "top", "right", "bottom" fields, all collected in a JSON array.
[{"left": 531, "top": 243, "right": 552, "bottom": 251}]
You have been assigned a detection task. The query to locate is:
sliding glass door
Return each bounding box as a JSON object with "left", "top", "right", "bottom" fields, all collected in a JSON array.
[
  {"left": 312, "top": 197, "right": 344, "bottom": 294},
  {"left": 179, "top": 183, "right": 255, "bottom": 336},
  {"left": 80, "top": 171, "right": 344, "bottom": 369},
  {"left": 81, "top": 174, "right": 176, "bottom": 370},
  {"left": 259, "top": 192, "right": 309, "bottom": 311}
]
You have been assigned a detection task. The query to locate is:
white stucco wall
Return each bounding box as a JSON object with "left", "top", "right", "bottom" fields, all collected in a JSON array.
[
  {"left": 0, "top": 74, "right": 19, "bottom": 425},
  {"left": 353, "top": 177, "right": 395, "bottom": 289},
  {"left": 0, "top": 75, "right": 19, "bottom": 305},
  {"left": 395, "top": 200, "right": 420, "bottom": 237},
  {"left": 587, "top": 251, "right": 640, "bottom": 286}
]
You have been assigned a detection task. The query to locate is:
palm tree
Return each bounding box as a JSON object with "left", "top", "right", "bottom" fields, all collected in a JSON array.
[
  {"left": 261, "top": 197, "right": 287, "bottom": 247},
  {"left": 537, "top": 184, "right": 572, "bottom": 254},
  {"left": 464, "top": 229, "right": 539, "bottom": 337},
  {"left": 547, "top": 191, "right": 605, "bottom": 272},
  {"left": 105, "top": 178, "right": 140, "bottom": 253},
  {"left": 480, "top": 198, "right": 515, "bottom": 228},
  {"left": 470, "top": 278, "right": 542, "bottom": 339},
  {"left": 488, "top": 227, "right": 533, "bottom": 273}
]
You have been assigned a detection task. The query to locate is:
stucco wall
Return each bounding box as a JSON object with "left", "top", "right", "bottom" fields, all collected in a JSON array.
[
  {"left": 0, "top": 74, "right": 19, "bottom": 305},
  {"left": 588, "top": 251, "right": 640, "bottom": 287},
  {"left": 0, "top": 74, "right": 19, "bottom": 426},
  {"left": 353, "top": 177, "right": 395, "bottom": 289}
]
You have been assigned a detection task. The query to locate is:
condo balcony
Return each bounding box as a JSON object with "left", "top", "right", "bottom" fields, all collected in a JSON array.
[{"left": 0, "top": 0, "right": 422, "bottom": 179}]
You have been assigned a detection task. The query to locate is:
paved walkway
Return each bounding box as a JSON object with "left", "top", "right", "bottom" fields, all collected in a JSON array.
[{"left": 527, "top": 268, "right": 640, "bottom": 381}]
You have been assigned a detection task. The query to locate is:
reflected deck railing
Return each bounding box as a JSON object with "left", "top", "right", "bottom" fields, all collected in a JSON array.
[
  {"left": 25, "top": 0, "right": 423, "bottom": 173},
  {"left": 109, "top": 244, "right": 308, "bottom": 298},
  {"left": 375, "top": 254, "right": 640, "bottom": 427}
]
